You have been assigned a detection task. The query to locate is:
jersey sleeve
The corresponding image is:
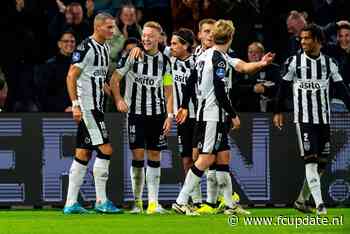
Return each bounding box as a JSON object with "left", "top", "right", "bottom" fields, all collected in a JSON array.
[
  {"left": 71, "top": 43, "right": 93, "bottom": 70},
  {"left": 282, "top": 56, "right": 296, "bottom": 81},
  {"left": 329, "top": 58, "right": 343, "bottom": 82},
  {"left": 212, "top": 51, "right": 237, "bottom": 118},
  {"left": 226, "top": 56, "right": 240, "bottom": 70},
  {"left": 163, "top": 56, "right": 173, "bottom": 86},
  {"left": 116, "top": 54, "right": 133, "bottom": 77}
]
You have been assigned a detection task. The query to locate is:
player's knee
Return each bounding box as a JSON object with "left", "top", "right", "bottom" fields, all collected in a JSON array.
[
  {"left": 303, "top": 154, "right": 318, "bottom": 165},
  {"left": 97, "top": 148, "right": 112, "bottom": 160},
  {"left": 75, "top": 149, "right": 91, "bottom": 162},
  {"left": 182, "top": 157, "right": 193, "bottom": 171},
  {"left": 98, "top": 144, "right": 113, "bottom": 156},
  {"left": 147, "top": 150, "right": 160, "bottom": 161}
]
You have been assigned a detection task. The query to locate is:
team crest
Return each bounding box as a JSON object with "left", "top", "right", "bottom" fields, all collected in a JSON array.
[
  {"left": 84, "top": 137, "right": 91, "bottom": 144},
  {"left": 72, "top": 52, "right": 81, "bottom": 62},
  {"left": 303, "top": 141, "right": 310, "bottom": 151}
]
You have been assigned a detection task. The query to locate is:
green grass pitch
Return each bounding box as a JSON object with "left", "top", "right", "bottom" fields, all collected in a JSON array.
[{"left": 0, "top": 208, "right": 348, "bottom": 234}]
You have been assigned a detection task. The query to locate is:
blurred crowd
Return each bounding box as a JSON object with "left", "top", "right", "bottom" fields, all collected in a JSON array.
[{"left": 0, "top": 0, "right": 349, "bottom": 112}]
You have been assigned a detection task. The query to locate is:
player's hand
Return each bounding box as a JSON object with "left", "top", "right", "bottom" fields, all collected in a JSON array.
[
  {"left": 129, "top": 47, "right": 143, "bottom": 60},
  {"left": 72, "top": 106, "right": 82, "bottom": 123},
  {"left": 104, "top": 83, "right": 112, "bottom": 96},
  {"left": 176, "top": 108, "right": 188, "bottom": 124},
  {"left": 254, "top": 83, "right": 265, "bottom": 94},
  {"left": 163, "top": 117, "right": 173, "bottom": 135},
  {"left": 231, "top": 116, "right": 240, "bottom": 130},
  {"left": 116, "top": 98, "right": 128, "bottom": 113},
  {"left": 65, "top": 106, "right": 72, "bottom": 112},
  {"left": 273, "top": 113, "right": 284, "bottom": 130},
  {"left": 260, "top": 52, "right": 275, "bottom": 66}
]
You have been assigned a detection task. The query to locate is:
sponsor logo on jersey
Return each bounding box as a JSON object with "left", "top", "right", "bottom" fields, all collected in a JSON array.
[
  {"left": 298, "top": 81, "right": 323, "bottom": 90},
  {"left": 135, "top": 76, "right": 157, "bottom": 86},
  {"left": 174, "top": 74, "right": 186, "bottom": 83},
  {"left": 216, "top": 68, "right": 226, "bottom": 78}
]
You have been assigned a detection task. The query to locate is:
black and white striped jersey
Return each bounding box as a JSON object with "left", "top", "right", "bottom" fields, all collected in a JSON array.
[
  {"left": 171, "top": 55, "right": 197, "bottom": 118},
  {"left": 196, "top": 48, "right": 238, "bottom": 122},
  {"left": 71, "top": 37, "right": 110, "bottom": 112},
  {"left": 194, "top": 45, "right": 205, "bottom": 59},
  {"left": 282, "top": 52, "right": 343, "bottom": 124},
  {"left": 117, "top": 51, "right": 172, "bottom": 116}
]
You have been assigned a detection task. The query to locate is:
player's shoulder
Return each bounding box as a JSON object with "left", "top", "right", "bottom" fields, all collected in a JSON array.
[
  {"left": 71, "top": 38, "right": 93, "bottom": 64},
  {"left": 212, "top": 49, "right": 226, "bottom": 67}
]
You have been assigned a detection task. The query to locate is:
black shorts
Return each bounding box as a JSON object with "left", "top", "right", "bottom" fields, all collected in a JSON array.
[
  {"left": 195, "top": 121, "right": 230, "bottom": 155},
  {"left": 177, "top": 118, "right": 196, "bottom": 158},
  {"left": 295, "top": 123, "right": 330, "bottom": 162},
  {"left": 76, "top": 110, "right": 109, "bottom": 150},
  {"left": 128, "top": 114, "right": 167, "bottom": 151}
]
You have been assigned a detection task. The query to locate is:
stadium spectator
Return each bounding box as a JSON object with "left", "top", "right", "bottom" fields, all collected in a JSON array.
[
  {"left": 323, "top": 24, "right": 350, "bottom": 112},
  {"left": 35, "top": 31, "right": 76, "bottom": 112},
  {"left": 116, "top": 4, "right": 142, "bottom": 40},
  {"left": 49, "top": 2, "right": 92, "bottom": 55},
  {"left": 232, "top": 42, "right": 281, "bottom": 112},
  {"left": 108, "top": 23, "right": 126, "bottom": 63},
  {"left": 0, "top": 71, "right": 8, "bottom": 112}
]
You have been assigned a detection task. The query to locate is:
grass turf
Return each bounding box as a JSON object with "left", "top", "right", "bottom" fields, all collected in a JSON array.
[{"left": 0, "top": 208, "right": 348, "bottom": 234}]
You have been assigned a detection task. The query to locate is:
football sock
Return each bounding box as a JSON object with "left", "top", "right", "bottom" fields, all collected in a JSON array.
[{"left": 130, "top": 160, "right": 145, "bottom": 201}]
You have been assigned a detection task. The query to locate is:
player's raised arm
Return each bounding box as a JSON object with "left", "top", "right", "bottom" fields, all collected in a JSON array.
[{"left": 229, "top": 52, "right": 275, "bottom": 75}]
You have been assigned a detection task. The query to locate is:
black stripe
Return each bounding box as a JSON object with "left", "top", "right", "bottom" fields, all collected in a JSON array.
[
  {"left": 175, "top": 83, "right": 181, "bottom": 111},
  {"left": 97, "top": 45, "right": 104, "bottom": 66},
  {"left": 130, "top": 83, "right": 137, "bottom": 114},
  {"left": 199, "top": 99, "right": 206, "bottom": 122},
  {"left": 184, "top": 60, "right": 191, "bottom": 69},
  {"left": 158, "top": 87, "right": 165, "bottom": 114},
  {"left": 98, "top": 78, "right": 103, "bottom": 111},
  {"left": 142, "top": 55, "right": 148, "bottom": 75},
  {"left": 325, "top": 56, "right": 330, "bottom": 79},
  {"left": 103, "top": 45, "right": 109, "bottom": 66},
  {"left": 324, "top": 89, "right": 329, "bottom": 123},
  {"left": 89, "top": 41, "right": 99, "bottom": 66},
  {"left": 162, "top": 54, "right": 168, "bottom": 75},
  {"left": 296, "top": 54, "right": 301, "bottom": 78},
  {"left": 151, "top": 87, "right": 156, "bottom": 115},
  {"left": 316, "top": 90, "right": 323, "bottom": 124},
  {"left": 306, "top": 90, "right": 313, "bottom": 123},
  {"left": 91, "top": 77, "right": 97, "bottom": 109},
  {"left": 316, "top": 59, "right": 322, "bottom": 80},
  {"left": 153, "top": 56, "right": 158, "bottom": 76},
  {"left": 218, "top": 105, "right": 223, "bottom": 122},
  {"left": 141, "top": 85, "right": 147, "bottom": 115},
  {"left": 133, "top": 60, "right": 138, "bottom": 73},
  {"left": 306, "top": 58, "right": 311, "bottom": 79},
  {"left": 298, "top": 89, "right": 303, "bottom": 122}
]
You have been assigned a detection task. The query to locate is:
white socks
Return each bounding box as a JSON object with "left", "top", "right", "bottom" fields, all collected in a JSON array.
[
  {"left": 65, "top": 158, "right": 88, "bottom": 207},
  {"left": 305, "top": 163, "right": 323, "bottom": 207},
  {"left": 177, "top": 166, "right": 204, "bottom": 205},
  {"left": 206, "top": 169, "right": 218, "bottom": 204},
  {"left": 297, "top": 179, "right": 311, "bottom": 203},
  {"left": 93, "top": 157, "right": 110, "bottom": 204},
  {"left": 130, "top": 161, "right": 145, "bottom": 201},
  {"left": 216, "top": 165, "right": 234, "bottom": 208},
  {"left": 146, "top": 161, "right": 161, "bottom": 203},
  {"left": 190, "top": 182, "right": 202, "bottom": 204}
]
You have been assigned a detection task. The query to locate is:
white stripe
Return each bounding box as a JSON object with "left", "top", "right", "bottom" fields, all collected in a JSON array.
[
  {"left": 295, "top": 123, "right": 305, "bottom": 157},
  {"left": 202, "top": 121, "right": 217, "bottom": 154},
  {"left": 301, "top": 89, "right": 308, "bottom": 123},
  {"left": 293, "top": 83, "right": 299, "bottom": 123},
  {"left": 83, "top": 111, "right": 103, "bottom": 145},
  {"left": 311, "top": 60, "right": 319, "bottom": 124},
  {"left": 135, "top": 84, "right": 142, "bottom": 115}
]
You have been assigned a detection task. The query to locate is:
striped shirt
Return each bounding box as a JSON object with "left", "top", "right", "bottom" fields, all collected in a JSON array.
[
  {"left": 72, "top": 37, "right": 110, "bottom": 112},
  {"left": 117, "top": 51, "right": 172, "bottom": 116},
  {"left": 283, "top": 52, "right": 343, "bottom": 124},
  {"left": 171, "top": 55, "right": 197, "bottom": 118},
  {"left": 196, "top": 48, "right": 239, "bottom": 122}
]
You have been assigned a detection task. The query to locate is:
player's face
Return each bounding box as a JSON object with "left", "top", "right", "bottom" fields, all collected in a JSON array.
[
  {"left": 300, "top": 31, "right": 320, "bottom": 54},
  {"left": 58, "top": 33, "right": 76, "bottom": 56},
  {"left": 247, "top": 44, "right": 263, "bottom": 62},
  {"left": 170, "top": 36, "right": 187, "bottom": 58},
  {"left": 142, "top": 27, "right": 160, "bottom": 52},
  {"left": 97, "top": 19, "right": 115, "bottom": 40},
  {"left": 337, "top": 28, "right": 350, "bottom": 49},
  {"left": 198, "top": 23, "right": 214, "bottom": 49}
]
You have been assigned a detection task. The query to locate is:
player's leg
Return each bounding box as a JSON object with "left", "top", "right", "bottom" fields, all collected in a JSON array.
[
  {"left": 64, "top": 118, "right": 92, "bottom": 214},
  {"left": 64, "top": 148, "right": 92, "bottom": 214},
  {"left": 128, "top": 114, "right": 146, "bottom": 213},
  {"left": 145, "top": 115, "right": 168, "bottom": 214},
  {"left": 173, "top": 121, "right": 217, "bottom": 215},
  {"left": 297, "top": 123, "right": 325, "bottom": 213}
]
